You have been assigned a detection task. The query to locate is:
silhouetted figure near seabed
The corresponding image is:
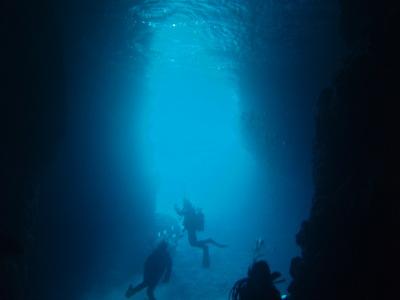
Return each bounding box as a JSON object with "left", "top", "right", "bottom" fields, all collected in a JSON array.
[
  {"left": 125, "top": 241, "right": 172, "bottom": 300},
  {"left": 230, "top": 260, "right": 283, "bottom": 300},
  {"left": 175, "top": 198, "right": 227, "bottom": 268}
]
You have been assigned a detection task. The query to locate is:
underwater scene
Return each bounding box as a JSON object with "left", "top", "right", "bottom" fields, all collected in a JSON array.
[{"left": 2, "top": 0, "right": 398, "bottom": 300}]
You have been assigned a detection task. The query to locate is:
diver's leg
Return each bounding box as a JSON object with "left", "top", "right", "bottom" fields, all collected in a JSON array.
[
  {"left": 188, "top": 229, "right": 227, "bottom": 248},
  {"left": 202, "top": 238, "right": 228, "bottom": 248},
  {"left": 146, "top": 285, "right": 156, "bottom": 300},
  {"left": 202, "top": 245, "right": 210, "bottom": 268},
  {"left": 187, "top": 230, "right": 202, "bottom": 248},
  {"left": 125, "top": 281, "right": 147, "bottom": 298},
  {"left": 187, "top": 230, "right": 211, "bottom": 267}
]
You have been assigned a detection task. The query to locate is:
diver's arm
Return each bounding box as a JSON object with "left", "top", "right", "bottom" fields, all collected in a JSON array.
[
  {"left": 163, "top": 256, "right": 172, "bottom": 283},
  {"left": 174, "top": 204, "right": 184, "bottom": 216}
]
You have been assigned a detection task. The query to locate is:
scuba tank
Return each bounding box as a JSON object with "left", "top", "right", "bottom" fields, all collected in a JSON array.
[
  {"left": 183, "top": 208, "right": 205, "bottom": 231},
  {"left": 194, "top": 209, "right": 205, "bottom": 231}
]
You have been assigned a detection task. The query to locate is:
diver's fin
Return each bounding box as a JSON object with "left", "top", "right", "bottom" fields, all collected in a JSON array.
[
  {"left": 202, "top": 247, "right": 210, "bottom": 268},
  {"left": 125, "top": 285, "right": 134, "bottom": 298}
]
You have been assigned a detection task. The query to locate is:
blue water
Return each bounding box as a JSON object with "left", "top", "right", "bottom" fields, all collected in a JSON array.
[
  {"left": 140, "top": 13, "right": 255, "bottom": 218},
  {"left": 76, "top": 0, "right": 340, "bottom": 299}
]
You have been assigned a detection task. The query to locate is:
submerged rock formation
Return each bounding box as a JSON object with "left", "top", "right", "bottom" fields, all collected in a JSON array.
[
  {"left": 1, "top": 1, "right": 153, "bottom": 300},
  {"left": 289, "top": 1, "right": 399, "bottom": 299},
  {"left": 1, "top": 1, "right": 66, "bottom": 299}
]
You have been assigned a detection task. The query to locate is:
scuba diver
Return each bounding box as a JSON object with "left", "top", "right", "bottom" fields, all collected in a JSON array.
[
  {"left": 125, "top": 241, "right": 172, "bottom": 300},
  {"left": 174, "top": 198, "right": 227, "bottom": 268},
  {"left": 230, "top": 260, "right": 283, "bottom": 300}
]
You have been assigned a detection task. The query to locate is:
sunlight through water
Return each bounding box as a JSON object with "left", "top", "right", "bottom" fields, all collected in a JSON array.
[{"left": 139, "top": 3, "right": 256, "bottom": 222}]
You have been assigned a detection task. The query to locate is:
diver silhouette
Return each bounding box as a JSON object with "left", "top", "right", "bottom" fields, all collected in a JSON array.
[
  {"left": 125, "top": 241, "right": 172, "bottom": 300},
  {"left": 175, "top": 198, "right": 227, "bottom": 268},
  {"left": 230, "top": 260, "right": 282, "bottom": 300}
]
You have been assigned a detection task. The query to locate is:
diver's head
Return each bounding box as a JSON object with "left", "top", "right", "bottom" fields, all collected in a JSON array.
[
  {"left": 248, "top": 260, "right": 272, "bottom": 282},
  {"left": 157, "top": 240, "right": 169, "bottom": 252},
  {"left": 183, "top": 197, "right": 192, "bottom": 209}
]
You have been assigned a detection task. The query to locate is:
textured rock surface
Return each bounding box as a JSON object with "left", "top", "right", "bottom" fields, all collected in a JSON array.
[{"left": 288, "top": 1, "right": 399, "bottom": 299}]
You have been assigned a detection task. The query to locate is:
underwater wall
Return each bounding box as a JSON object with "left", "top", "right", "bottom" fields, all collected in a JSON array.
[
  {"left": 1, "top": 1, "right": 67, "bottom": 299},
  {"left": 2, "top": 1, "right": 155, "bottom": 299},
  {"left": 288, "top": 1, "right": 399, "bottom": 299}
]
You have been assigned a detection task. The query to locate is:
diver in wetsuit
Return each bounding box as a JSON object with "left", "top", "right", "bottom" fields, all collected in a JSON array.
[
  {"left": 230, "top": 260, "right": 282, "bottom": 300},
  {"left": 125, "top": 241, "right": 172, "bottom": 300},
  {"left": 175, "top": 198, "right": 227, "bottom": 268}
]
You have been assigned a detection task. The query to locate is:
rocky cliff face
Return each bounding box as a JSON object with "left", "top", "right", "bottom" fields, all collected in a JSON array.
[
  {"left": 288, "top": 1, "right": 399, "bottom": 299},
  {"left": 1, "top": 2, "right": 151, "bottom": 299},
  {"left": 1, "top": 1, "right": 66, "bottom": 299}
]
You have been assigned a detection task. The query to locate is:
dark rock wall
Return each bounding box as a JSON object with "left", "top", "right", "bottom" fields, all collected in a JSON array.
[
  {"left": 1, "top": 1, "right": 66, "bottom": 299},
  {"left": 289, "top": 1, "right": 399, "bottom": 299},
  {"left": 1, "top": 1, "right": 153, "bottom": 300}
]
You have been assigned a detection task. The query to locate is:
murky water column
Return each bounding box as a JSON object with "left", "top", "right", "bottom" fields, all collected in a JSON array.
[
  {"left": 138, "top": 5, "right": 257, "bottom": 300},
  {"left": 140, "top": 14, "right": 254, "bottom": 223}
]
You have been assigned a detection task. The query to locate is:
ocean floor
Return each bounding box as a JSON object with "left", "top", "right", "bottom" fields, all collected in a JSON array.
[{"left": 84, "top": 240, "right": 257, "bottom": 300}]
